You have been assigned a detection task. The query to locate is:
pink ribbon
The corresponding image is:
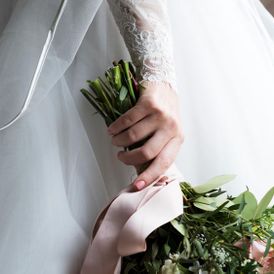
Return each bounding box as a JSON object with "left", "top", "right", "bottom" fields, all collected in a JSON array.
[{"left": 81, "top": 165, "right": 184, "bottom": 274}]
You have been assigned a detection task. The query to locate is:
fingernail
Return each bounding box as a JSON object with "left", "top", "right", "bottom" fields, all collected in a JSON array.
[{"left": 134, "top": 180, "right": 146, "bottom": 190}]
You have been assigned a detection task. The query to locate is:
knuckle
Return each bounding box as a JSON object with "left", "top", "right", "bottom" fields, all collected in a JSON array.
[
  {"left": 145, "top": 98, "right": 159, "bottom": 112},
  {"left": 119, "top": 156, "right": 131, "bottom": 166},
  {"left": 168, "top": 117, "right": 178, "bottom": 129},
  {"left": 156, "top": 108, "right": 166, "bottom": 119},
  {"left": 127, "top": 128, "right": 138, "bottom": 143},
  {"left": 120, "top": 115, "right": 132, "bottom": 128},
  {"left": 140, "top": 147, "right": 154, "bottom": 161}
]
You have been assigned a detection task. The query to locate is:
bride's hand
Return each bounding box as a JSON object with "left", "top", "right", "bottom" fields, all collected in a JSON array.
[{"left": 108, "top": 82, "right": 184, "bottom": 190}]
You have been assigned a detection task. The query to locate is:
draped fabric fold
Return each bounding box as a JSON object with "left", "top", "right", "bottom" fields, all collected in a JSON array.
[
  {"left": 0, "top": 0, "right": 103, "bottom": 127},
  {"left": 81, "top": 165, "right": 184, "bottom": 274}
]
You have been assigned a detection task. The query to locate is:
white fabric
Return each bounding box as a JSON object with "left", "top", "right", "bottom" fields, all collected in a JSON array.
[
  {"left": 0, "top": 0, "right": 273, "bottom": 273},
  {"left": 170, "top": 0, "right": 274, "bottom": 199}
]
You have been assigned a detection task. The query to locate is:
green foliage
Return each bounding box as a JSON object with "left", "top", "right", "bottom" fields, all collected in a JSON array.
[
  {"left": 193, "top": 175, "right": 236, "bottom": 193},
  {"left": 81, "top": 60, "right": 140, "bottom": 126},
  {"left": 81, "top": 61, "right": 274, "bottom": 273},
  {"left": 121, "top": 181, "right": 274, "bottom": 274},
  {"left": 255, "top": 187, "right": 274, "bottom": 219},
  {"left": 233, "top": 190, "right": 257, "bottom": 221}
]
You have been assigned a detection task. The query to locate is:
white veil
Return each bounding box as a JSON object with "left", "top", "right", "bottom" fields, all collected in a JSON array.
[
  {"left": 0, "top": 0, "right": 103, "bottom": 127},
  {"left": 0, "top": 0, "right": 133, "bottom": 272}
]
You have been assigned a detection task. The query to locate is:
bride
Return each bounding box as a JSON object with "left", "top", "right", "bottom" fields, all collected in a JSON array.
[{"left": 0, "top": 0, "right": 273, "bottom": 273}]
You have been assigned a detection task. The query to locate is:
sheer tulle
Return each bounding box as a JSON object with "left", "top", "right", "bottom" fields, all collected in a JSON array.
[
  {"left": 0, "top": 0, "right": 274, "bottom": 273},
  {"left": 169, "top": 0, "right": 274, "bottom": 199},
  {"left": 0, "top": 1, "right": 123, "bottom": 272}
]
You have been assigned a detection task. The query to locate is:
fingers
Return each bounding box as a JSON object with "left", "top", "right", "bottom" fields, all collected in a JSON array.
[
  {"left": 108, "top": 104, "right": 148, "bottom": 135},
  {"left": 133, "top": 137, "right": 182, "bottom": 190},
  {"left": 111, "top": 115, "right": 157, "bottom": 147},
  {"left": 117, "top": 129, "right": 171, "bottom": 166}
]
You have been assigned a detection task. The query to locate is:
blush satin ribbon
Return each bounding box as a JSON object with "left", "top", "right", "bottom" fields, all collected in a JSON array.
[{"left": 81, "top": 165, "right": 184, "bottom": 274}]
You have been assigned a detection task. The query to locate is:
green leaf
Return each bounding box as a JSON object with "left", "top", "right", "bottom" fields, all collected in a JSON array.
[
  {"left": 193, "top": 175, "right": 236, "bottom": 193},
  {"left": 238, "top": 193, "right": 246, "bottom": 214},
  {"left": 206, "top": 200, "right": 230, "bottom": 216},
  {"left": 119, "top": 60, "right": 136, "bottom": 103},
  {"left": 227, "top": 203, "right": 241, "bottom": 211},
  {"left": 123, "top": 262, "right": 137, "bottom": 274},
  {"left": 177, "top": 264, "right": 191, "bottom": 273},
  {"left": 214, "top": 193, "right": 234, "bottom": 208},
  {"left": 113, "top": 109, "right": 122, "bottom": 116},
  {"left": 254, "top": 186, "right": 274, "bottom": 219},
  {"left": 171, "top": 220, "right": 186, "bottom": 236},
  {"left": 112, "top": 65, "right": 122, "bottom": 90},
  {"left": 264, "top": 237, "right": 271, "bottom": 257},
  {"left": 233, "top": 190, "right": 257, "bottom": 220},
  {"left": 90, "top": 79, "right": 116, "bottom": 119},
  {"left": 144, "top": 261, "right": 157, "bottom": 274},
  {"left": 193, "top": 239, "right": 204, "bottom": 257},
  {"left": 151, "top": 242, "right": 159, "bottom": 259},
  {"left": 208, "top": 190, "right": 227, "bottom": 197},
  {"left": 164, "top": 243, "right": 171, "bottom": 256},
  {"left": 193, "top": 196, "right": 217, "bottom": 211},
  {"left": 119, "top": 86, "right": 128, "bottom": 101},
  {"left": 80, "top": 89, "right": 107, "bottom": 118}
]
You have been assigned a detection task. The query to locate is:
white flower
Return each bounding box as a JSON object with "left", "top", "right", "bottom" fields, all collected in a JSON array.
[
  {"left": 161, "top": 259, "right": 180, "bottom": 274},
  {"left": 196, "top": 233, "right": 207, "bottom": 244},
  {"left": 212, "top": 245, "right": 230, "bottom": 268},
  {"left": 241, "top": 258, "right": 251, "bottom": 267},
  {"left": 169, "top": 252, "right": 180, "bottom": 261}
]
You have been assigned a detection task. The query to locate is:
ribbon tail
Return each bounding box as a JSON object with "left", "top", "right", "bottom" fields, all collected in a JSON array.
[{"left": 117, "top": 180, "right": 183, "bottom": 256}]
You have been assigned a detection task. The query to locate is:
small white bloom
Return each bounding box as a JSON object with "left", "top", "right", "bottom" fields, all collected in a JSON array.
[
  {"left": 169, "top": 252, "right": 180, "bottom": 261},
  {"left": 161, "top": 259, "right": 180, "bottom": 274},
  {"left": 196, "top": 233, "right": 207, "bottom": 244},
  {"left": 212, "top": 246, "right": 230, "bottom": 268}
]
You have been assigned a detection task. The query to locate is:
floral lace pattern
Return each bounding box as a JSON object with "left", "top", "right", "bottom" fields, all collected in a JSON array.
[{"left": 107, "top": 0, "right": 177, "bottom": 89}]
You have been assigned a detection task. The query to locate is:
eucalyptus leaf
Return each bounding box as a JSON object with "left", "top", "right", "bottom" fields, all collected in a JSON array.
[
  {"left": 193, "top": 175, "right": 236, "bottom": 193},
  {"left": 171, "top": 220, "right": 186, "bottom": 236},
  {"left": 264, "top": 237, "right": 271, "bottom": 257},
  {"left": 193, "top": 239, "right": 204, "bottom": 258},
  {"left": 254, "top": 186, "right": 274, "bottom": 219},
  {"left": 194, "top": 196, "right": 217, "bottom": 211},
  {"left": 214, "top": 193, "right": 234, "bottom": 208},
  {"left": 183, "top": 237, "right": 191, "bottom": 258},
  {"left": 233, "top": 190, "right": 257, "bottom": 220}
]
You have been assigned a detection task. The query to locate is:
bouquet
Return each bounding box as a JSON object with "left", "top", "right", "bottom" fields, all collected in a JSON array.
[{"left": 81, "top": 60, "right": 274, "bottom": 274}]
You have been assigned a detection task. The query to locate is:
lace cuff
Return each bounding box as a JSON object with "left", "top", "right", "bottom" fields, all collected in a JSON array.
[{"left": 107, "top": 0, "right": 177, "bottom": 89}]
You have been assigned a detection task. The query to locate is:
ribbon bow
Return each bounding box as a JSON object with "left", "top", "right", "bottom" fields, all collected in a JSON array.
[{"left": 81, "top": 165, "right": 184, "bottom": 274}]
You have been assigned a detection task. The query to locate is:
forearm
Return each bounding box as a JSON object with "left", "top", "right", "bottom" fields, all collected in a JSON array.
[{"left": 107, "top": 0, "right": 177, "bottom": 88}]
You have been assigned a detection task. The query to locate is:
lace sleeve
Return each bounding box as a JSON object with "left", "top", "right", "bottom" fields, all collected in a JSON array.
[{"left": 107, "top": 0, "right": 177, "bottom": 89}]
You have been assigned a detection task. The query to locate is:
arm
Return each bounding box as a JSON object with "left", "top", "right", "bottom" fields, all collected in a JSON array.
[
  {"left": 107, "top": 0, "right": 176, "bottom": 87},
  {"left": 107, "top": 0, "right": 184, "bottom": 190}
]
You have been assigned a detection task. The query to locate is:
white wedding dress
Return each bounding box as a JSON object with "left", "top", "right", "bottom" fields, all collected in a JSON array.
[{"left": 0, "top": 0, "right": 273, "bottom": 273}]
